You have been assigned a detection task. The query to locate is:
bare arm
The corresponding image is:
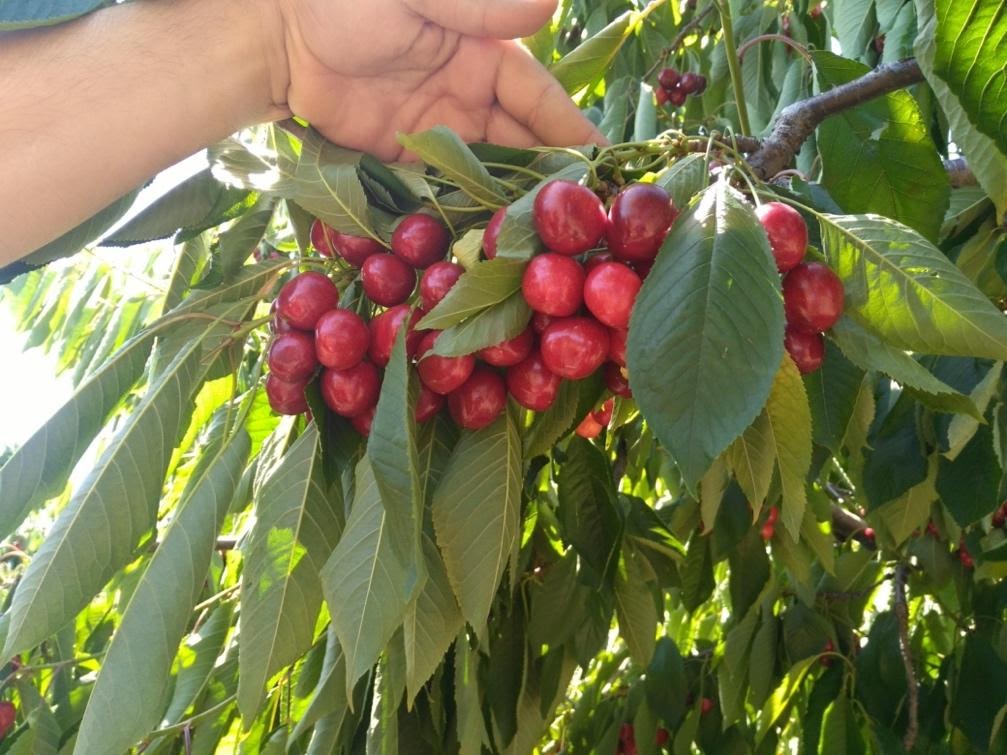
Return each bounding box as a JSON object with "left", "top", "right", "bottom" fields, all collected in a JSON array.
[{"left": 0, "top": 0, "right": 602, "bottom": 265}]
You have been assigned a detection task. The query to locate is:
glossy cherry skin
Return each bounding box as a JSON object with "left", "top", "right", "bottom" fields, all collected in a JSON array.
[
  {"left": 368, "top": 305, "right": 423, "bottom": 368},
  {"left": 277, "top": 271, "right": 340, "bottom": 330},
  {"left": 584, "top": 252, "right": 614, "bottom": 273},
  {"left": 603, "top": 362, "right": 632, "bottom": 397},
  {"left": 320, "top": 361, "right": 381, "bottom": 417},
  {"left": 609, "top": 328, "right": 627, "bottom": 367},
  {"left": 479, "top": 327, "right": 535, "bottom": 367},
  {"left": 448, "top": 366, "right": 507, "bottom": 430},
  {"left": 269, "top": 301, "right": 296, "bottom": 335},
  {"left": 361, "top": 254, "right": 416, "bottom": 307},
  {"left": 268, "top": 331, "right": 318, "bottom": 381},
  {"left": 392, "top": 214, "right": 451, "bottom": 269},
  {"left": 755, "top": 202, "right": 807, "bottom": 272},
  {"left": 415, "top": 383, "right": 445, "bottom": 422},
  {"left": 533, "top": 179, "right": 607, "bottom": 255},
  {"left": 591, "top": 398, "right": 614, "bottom": 425},
  {"left": 575, "top": 414, "right": 604, "bottom": 439},
  {"left": 265, "top": 374, "right": 310, "bottom": 415},
  {"left": 482, "top": 207, "right": 507, "bottom": 260},
  {"left": 416, "top": 331, "right": 476, "bottom": 395},
  {"left": 506, "top": 352, "right": 561, "bottom": 411},
  {"left": 532, "top": 312, "right": 555, "bottom": 334},
  {"left": 351, "top": 404, "right": 376, "bottom": 436},
  {"left": 522, "top": 253, "right": 585, "bottom": 316},
  {"left": 658, "top": 67, "right": 680, "bottom": 89},
  {"left": 583, "top": 261, "right": 642, "bottom": 329},
  {"left": 311, "top": 220, "right": 383, "bottom": 266},
  {"left": 419, "top": 261, "right": 464, "bottom": 311},
  {"left": 783, "top": 262, "right": 845, "bottom": 332},
  {"left": 679, "top": 71, "right": 702, "bottom": 94},
  {"left": 606, "top": 183, "right": 678, "bottom": 263},
  {"left": 314, "top": 309, "right": 370, "bottom": 370},
  {"left": 540, "top": 317, "right": 610, "bottom": 380},
  {"left": 784, "top": 327, "right": 825, "bottom": 374}
]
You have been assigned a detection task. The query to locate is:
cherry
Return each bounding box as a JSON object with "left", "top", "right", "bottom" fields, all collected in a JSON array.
[
  {"left": 760, "top": 523, "right": 775, "bottom": 540},
  {"left": 992, "top": 501, "right": 1007, "bottom": 528},
  {"left": 575, "top": 413, "right": 604, "bottom": 439},
  {"left": 784, "top": 326, "right": 824, "bottom": 374},
  {"left": 392, "top": 214, "right": 451, "bottom": 269},
  {"left": 483, "top": 207, "right": 507, "bottom": 260},
  {"left": 655, "top": 728, "right": 670, "bottom": 746},
  {"left": 700, "top": 698, "right": 715, "bottom": 716},
  {"left": 415, "top": 382, "right": 445, "bottom": 422},
  {"left": 265, "top": 374, "right": 310, "bottom": 415},
  {"left": 532, "top": 312, "right": 556, "bottom": 334},
  {"left": 277, "top": 271, "right": 340, "bottom": 330},
  {"left": 583, "top": 261, "right": 641, "bottom": 329},
  {"left": 820, "top": 639, "right": 835, "bottom": 667},
  {"left": 606, "top": 183, "right": 678, "bottom": 263},
  {"left": 361, "top": 254, "right": 416, "bottom": 306},
  {"left": 603, "top": 362, "right": 632, "bottom": 397},
  {"left": 351, "top": 404, "right": 376, "bottom": 436},
  {"left": 533, "top": 179, "right": 607, "bottom": 256},
  {"left": 926, "top": 521, "right": 940, "bottom": 538},
  {"left": 506, "top": 352, "right": 561, "bottom": 411},
  {"left": 448, "top": 366, "right": 507, "bottom": 430},
  {"left": 958, "top": 542, "right": 975, "bottom": 569},
  {"left": 755, "top": 202, "right": 807, "bottom": 272},
  {"left": 416, "top": 331, "right": 476, "bottom": 395},
  {"left": 522, "top": 253, "right": 585, "bottom": 316},
  {"left": 679, "top": 71, "right": 703, "bottom": 94},
  {"left": 540, "top": 317, "right": 610, "bottom": 380},
  {"left": 693, "top": 74, "right": 708, "bottom": 95},
  {"left": 320, "top": 361, "right": 381, "bottom": 417},
  {"left": 268, "top": 331, "right": 318, "bottom": 381},
  {"left": 658, "top": 67, "right": 680, "bottom": 89},
  {"left": 269, "top": 301, "right": 296, "bottom": 335},
  {"left": 609, "top": 328, "right": 627, "bottom": 367},
  {"left": 862, "top": 527, "right": 876, "bottom": 543},
  {"left": 368, "top": 305, "right": 423, "bottom": 368},
  {"left": 311, "top": 219, "right": 383, "bottom": 266},
  {"left": 419, "top": 261, "right": 464, "bottom": 311},
  {"left": 766, "top": 505, "right": 780, "bottom": 525},
  {"left": 584, "top": 252, "right": 614, "bottom": 273},
  {"left": 591, "top": 398, "right": 614, "bottom": 426},
  {"left": 655, "top": 86, "right": 671, "bottom": 106},
  {"left": 479, "top": 327, "right": 535, "bottom": 367},
  {"left": 315, "top": 309, "right": 369, "bottom": 370},
  {"left": 0, "top": 701, "right": 15, "bottom": 739},
  {"left": 668, "top": 87, "right": 687, "bottom": 107},
  {"left": 783, "top": 262, "right": 845, "bottom": 332}
]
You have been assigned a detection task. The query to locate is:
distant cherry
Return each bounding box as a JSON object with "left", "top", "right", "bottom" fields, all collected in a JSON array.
[
  {"left": 320, "top": 361, "right": 381, "bottom": 417},
  {"left": 583, "top": 261, "right": 642, "bottom": 329},
  {"left": 533, "top": 179, "right": 607, "bottom": 255},
  {"left": 479, "top": 327, "right": 535, "bottom": 367},
  {"left": 419, "top": 261, "right": 464, "bottom": 311},
  {"left": 606, "top": 183, "right": 678, "bottom": 263},
  {"left": 277, "top": 272, "right": 340, "bottom": 330},
  {"left": 392, "top": 214, "right": 451, "bottom": 268},
  {"left": 448, "top": 366, "right": 507, "bottom": 430},
  {"left": 784, "top": 327, "right": 825, "bottom": 374},
  {"left": 679, "top": 71, "right": 702, "bottom": 94},
  {"left": 540, "top": 317, "right": 610, "bottom": 380},
  {"left": 268, "top": 331, "right": 318, "bottom": 381},
  {"left": 416, "top": 331, "right": 476, "bottom": 395},
  {"left": 506, "top": 352, "right": 562, "bottom": 411},
  {"left": 315, "top": 309, "right": 369, "bottom": 370},
  {"left": 361, "top": 254, "right": 416, "bottom": 306},
  {"left": 265, "top": 374, "right": 310, "bottom": 415},
  {"left": 522, "top": 253, "right": 585, "bottom": 316},
  {"left": 483, "top": 207, "right": 507, "bottom": 259},
  {"left": 755, "top": 202, "right": 807, "bottom": 272},
  {"left": 700, "top": 698, "right": 715, "bottom": 716},
  {"left": 658, "top": 67, "right": 680, "bottom": 89},
  {"left": 783, "top": 262, "right": 845, "bottom": 332}
]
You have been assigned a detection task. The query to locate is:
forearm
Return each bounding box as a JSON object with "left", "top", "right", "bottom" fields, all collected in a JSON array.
[{"left": 0, "top": 0, "right": 290, "bottom": 264}]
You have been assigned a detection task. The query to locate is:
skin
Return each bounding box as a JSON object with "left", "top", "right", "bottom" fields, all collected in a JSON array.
[{"left": 0, "top": 0, "right": 603, "bottom": 264}]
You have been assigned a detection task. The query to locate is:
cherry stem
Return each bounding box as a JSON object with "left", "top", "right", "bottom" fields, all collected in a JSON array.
[{"left": 737, "top": 33, "right": 813, "bottom": 64}]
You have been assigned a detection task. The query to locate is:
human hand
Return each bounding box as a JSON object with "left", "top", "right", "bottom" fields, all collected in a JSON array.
[{"left": 272, "top": 0, "right": 605, "bottom": 159}]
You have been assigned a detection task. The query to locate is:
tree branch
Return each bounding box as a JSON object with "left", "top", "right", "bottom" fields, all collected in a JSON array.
[
  {"left": 894, "top": 564, "right": 919, "bottom": 751},
  {"left": 747, "top": 58, "right": 925, "bottom": 180}
]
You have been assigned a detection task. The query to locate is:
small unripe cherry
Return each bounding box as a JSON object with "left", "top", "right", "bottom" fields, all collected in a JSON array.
[
  {"left": 392, "top": 214, "right": 451, "bottom": 268},
  {"left": 483, "top": 207, "right": 507, "bottom": 260},
  {"left": 416, "top": 331, "right": 476, "bottom": 395},
  {"left": 522, "top": 253, "right": 585, "bottom": 316},
  {"left": 583, "top": 261, "right": 642, "bottom": 329},
  {"left": 420, "top": 261, "right": 464, "bottom": 311},
  {"left": 315, "top": 309, "right": 370, "bottom": 370},
  {"left": 265, "top": 374, "right": 310, "bottom": 415},
  {"left": 448, "top": 366, "right": 507, "bottom": 430},
  {"left": 277, "top": 271, "right": 340, "bottom": 330},
  {"left": 540, "top": 317, "right": 610, "bottom": 380},
  {"left": 320, "top": 361, "right": 381, "bottom": 418},
  {"left": 361, "top": 254, "right": 416, "bottom": 306},
  {"left": 783, "top": 262, "right": 845, "bottom": 333},
  {"left": 606, "top": 183, "right": 678, "bottom": 264},
  {"left": 506, "top": 352, "right": 561, "bottom": 411},
  {"left": 479, "top": 327, "right": 535, "bottom": 367},
  {"left": 784, "top": 327, "right": 825, "bottom": 374},
  {"left": 755, "top": 202, "right": 808, "bottom": 272},
  {"left": 533, "top": 179, "right": 607, "bottom": 256},
  {"left": 268, "top": 331, "right": 318, "bottom": 382}
]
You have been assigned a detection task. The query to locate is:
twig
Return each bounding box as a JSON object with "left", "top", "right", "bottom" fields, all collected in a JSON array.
[
  {"left": 893, "top": 564, "right": 919, "bottom": 751},
  {"left": 737, "top": 33, "right": 813, "bottom": 64},
  {"left": 714, "top": 0, "right": 752, "bottom": 135},
  {"left": 945, "top": 158, "right": 978, "bottom": 188},
  {"left": 643, "top": 4, "right": 717, "bottom": 83},
  {"left": 748, "top": 58, "right": 925, "bottom": 180}
]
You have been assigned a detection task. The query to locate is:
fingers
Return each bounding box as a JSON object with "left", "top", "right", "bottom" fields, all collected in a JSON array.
[
  {"left": 403, "top": 0, "right": 557, "bottom": 40},
  {"left": 495, "top": 42, "right": 608, "bottom": 148},
  {"left": 485, "top": 106, "right": 539, "bottom": 148}
]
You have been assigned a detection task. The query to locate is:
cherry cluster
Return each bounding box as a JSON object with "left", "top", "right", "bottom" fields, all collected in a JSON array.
[
  {"left": 617, "top": 722, "right": 671, "bottom": 754},
  {"left": 755, "top": 201, "right": 845, "bottom": 374},
  {"left": 654, "top": 67, "right": 707, "bottom": 107}
]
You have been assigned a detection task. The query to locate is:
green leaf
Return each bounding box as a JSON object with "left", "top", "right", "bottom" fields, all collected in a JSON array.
[
  {"left": 831, "top": 0, "right": 876, "bottom": 59},
  {"left": 748, "top": 613, "right": 778, "bottom": 708},
  {"left": 821, "top": 213, "right": 1007, "bottom": 360},
  {"left": 402, "top": 534, "right": 463, "bottom": 704},
  {"left": 550, "top": 10, "right": 635, "bottom": 95},
  {"left": 433, "top": 411, "right": 521, "bottom": 638},
  {"left": 291, "top": 130, "right": 378, "bottom": 237},
  {"left": 655, "top": 154, "right": 708, "bottom": 212},
  {"left": 874, "top": 457, "right": 937, "bottom": 545},
  {"left": 614, "top": 545, "right": 658, "bottom": 666},
  {"left": 951, "top": 634, "right": 1007, "bottom": 751},
  {"left": 289, "top": 625, "right": 350, "bottom": 743},
  {"left": 937, "top": 424, "right": 1002, "bottom": 526},
  {"left": 804, "top": 341, "right": 867, "bottom": 453},
  {"left": 76, "top": 427, "right": 249, "bottom": 755},
  {"left": 764, "top": 357, "right": 812, "bottom": 541},
  {"left": 452, "top": 229, "right": 484, "bottom": 271},
  {"left": 628, "top": 181, "right": 784, "bottom": 491},
  {"left": 398, "top": 128, "right": 506, "bottom": 206},
  {"left": 933, "top": 0, "right": 1007, "bottom": 157},
  {"left": 755, "top": 656, "right": 817, "bottom": 745},
  {"left": 417, "top": 259, "right": 525, "bottom": 331},
  {"left": 238, "top": 424, "right": 343, "bottom": 721},
  {"left": 727, "top": 412, "right": 776, "bottom": 518},
  {"left": 454, "top": 635, "right": 488, "bottom": 754},
  {"left": 366, "top": 645, "right": 405, "bottom": 754},
  {"left": 0, "top": 0, "right": 110, "bottom": 29},
  {"left": 814, "top": 50, "right": 950, "bottom": 241},
  {"left": 524, "top": 374, "right": 604, "bottom": 460},
  {"left": 432, "top": 292, "right": 532, "bottom": 358},
  {"left": 680, "top": 533, "right": 715, "bottom": 612},
  {"left": 161, "top": 604, "right": 234, "bottom": 726},
  {"left": 322, "top": 457, "right": 411, "bottom": 699},
  {"left": 495, "top": 163, "right": 589, "bottom": 261},
  {"left": 2, "top": 305, "right": 245, "bottom": 659},
  {"left": 214, "top": 200, "right": 275, "bottom": 281},
  {"left": 599, "top": 76, "right": 633, "bottom": 143}
]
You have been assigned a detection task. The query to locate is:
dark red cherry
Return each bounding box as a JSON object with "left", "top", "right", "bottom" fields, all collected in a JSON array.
[
  {"left": 320, "top": 361, "right": 381, "bottom": 417},
  {"left": 368, "top": 305, "right": 423, "bottom": 368},
  {"left": 483, "top": 207, "right": 507, "bottom": 260},
  {"left": 606, "top": 183, "right": 678, "bottom": 264},
  {"left": 506, "top": 352, "right": 561, "bottom": 411},
  {"left": 533, "top": 180, "right": 607, "bottom": 256},
  {"left": 783, "top": 262, "right": 845, "bottom": 333},
  {"left": 392, "top": 214, "right": 451, "bottom": 269},
  {"left": 478, "top": 327, "right": 535, "bottom": 367},
  {"left": 314, "top": 309, "right": 369, "bottom": 370},
  {"left": 522, "top": 253, "right": 585, "bottom": 316},
  {"left": 448, "top": 366, "right": 507, "bottom": 430},
  {"left": 755, "top": 202, "right": 807, "bottom": 273},
  {"left": 311, "top": 219, "right": 383, "bottom": 266},
  {"left": 361, "top": 254, "right": 416, "bottom": 307},
  {"left": 784, "top": 327, "right": 825, "bottom": 374},
  {"left": 268, "top": 331, "right": 318, "bottom": 381},
  {"left": 583, "top": 261, "right": 641, "bottom": 330},
  {"left": 265, "top": 374, "right": 310, "bottom": 415},
  {"left": 415, "top": 382, "right": 445, "bottom": 422}
]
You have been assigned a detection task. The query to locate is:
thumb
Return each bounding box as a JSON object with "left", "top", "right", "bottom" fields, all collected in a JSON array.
[{"left": 403, "top": 0, "right": 557, "bottom": 39}]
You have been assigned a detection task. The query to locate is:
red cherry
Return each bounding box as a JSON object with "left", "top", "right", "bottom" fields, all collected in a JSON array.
[
  {"left": 540, "top": 317, "right": 610, "bottom": 380},
  {"left": 668, "top": 87, "right": 687, "bottom": 107},
  {"left": 415, "top": 382, "right": 445, "bottom": 422},
  {"left": 609, "top": 328, "right": 627, "bottom": 367},
  {"left": 655, "top": 728, "right": 670, "bottom": 746},
  {"left": 368, "top": 305, "right": 423, "bottom": 368},
  {"left": 506, "top": 352, "right": 562, "bottom": 411},
  {"left": 959, "top": 544, "right": 975, "bottom": 569},
  {"left": 655, "top": 86, "right": 671, "bottom": 106},
  {"left": 277, "top": 272, "right": 340, "bottom": 330},
  {"left": 483, "top": 207, "right": 507, "bottom": 260},
  {"left": 606, "top": 183, "right": 678, "bottom": 263},
  {"left": 311, "top": 220, "right": 383, "bottom": 266},
  {"left": 591, "top": 398, "right": 614, "bottom": 426},
  {"left": 658, "top": 68, "right": 680, "bottom": 89},
  {"left": 603, "top": 362, "right": 632, "bottom": 397},
  {"left": 532, "top": 312, "right": 556, "bottom": 334},
  {"left": 448, "top": 366, "right": 507, "bottom": 430},
  {"left": 315, "top": 309, "right": 370, "bottom": 370},
  {"left": 783, "top": 262, "right": 845, "bottom": 332},
  {"left": 479, "top": 327, "right": 535, "bottom": 367},
  {"left": 693, "top": 74, "right": 708, "bottom": 95},
  {"left": 810, "top": 3, "right": 823, "bottom": 18},
  {"left": 755, "top": 202, "right": 808, "bottom": 273},
  {"left": 320, "top": 361, "right": 381, "bottom": 417},
  {"left": 679, "top": 71, "right": 702, "bottom": 94},
  {"left": 419, "top": 261, "right": 464, "bottom": 311},
  {"left": 619, "top": 723, "right": 636, "bottom": 746},
  {"left": 862, "top": 527, "right": 876, "bottom": 542},
  {"left": 583, "top": 261, "right": 642, "bottom": 329},
  {"left": 993, "top": 503, "right": 1007, "bottom": 528},
  {"left": 351, "top": 404, "right": 376, "bottom": 436},
  {"left": 416, "top": 331, "right": 476, "bottom": 395},
  {"left": 265, "top": 374, "right": 310, "bottom": 415},
  {"left": 361, "top": 254, "right": 416, "bottom": 306},
  {"left": 0, "top": 701, "right": 15, "bottom": 739},
  {"left": 584, "top": 252, "right": 614, "bottom": 273},
  {"left": 522, "top": 253, "right": 585, "bottom": 316},
  {"left": 784, "top": 327, "right": 825, "bottom": 374},
  {"left": 700, "top": 698, "right": 715, "bottom": 716},
  {"left": 576, "top": 413, "right": 604, "bottom": 439},
  {"left": 821, "top": 639, "right": 835, "bottom": 667},
  {"left": 392, "top": 214, "right": 451, "bottom": 269},
  {"left": 766, "top": 505, "right": 780, "bottom": 525},
  {"left": 533, "top": 179, "right": 607, "bottom": 255},
  {"left": 268, "top": 331, "right": 318, "bottom": 382},
  {"left": 760, "top": 523, "right": 775, "bottom": 540}
]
